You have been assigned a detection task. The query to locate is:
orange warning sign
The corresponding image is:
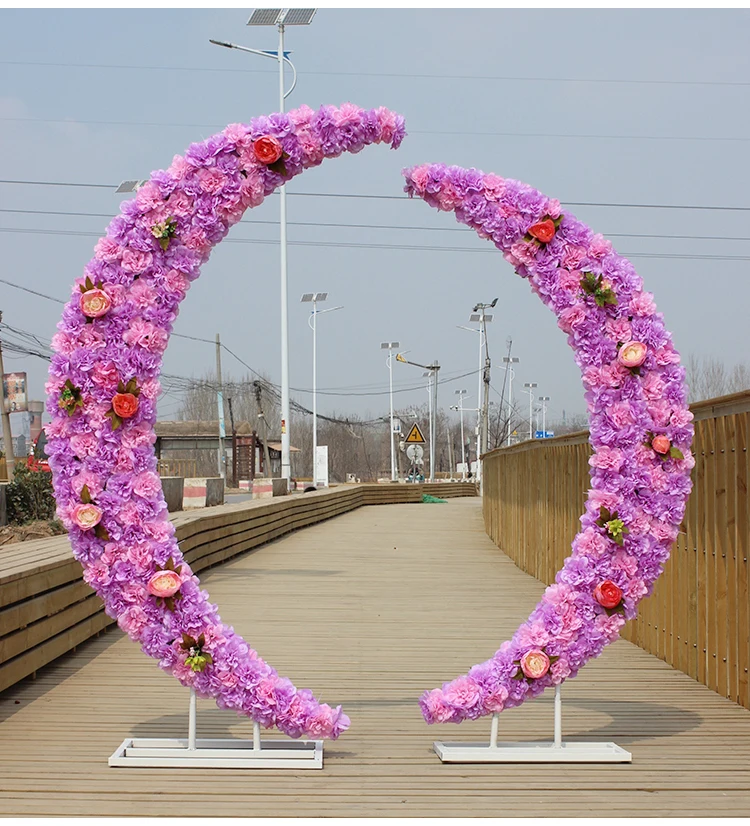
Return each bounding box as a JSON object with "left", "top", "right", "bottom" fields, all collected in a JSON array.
[{"left": 404, "top": 423, "right": 426, "bottom": 444}]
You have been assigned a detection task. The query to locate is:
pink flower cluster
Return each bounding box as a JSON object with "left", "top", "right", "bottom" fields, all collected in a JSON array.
[
  {"left": 404, "top": 163, "right": 694, "bottom": 725},
  {"left": 45, "top": 104, "right": 405, "bottom": 740}
]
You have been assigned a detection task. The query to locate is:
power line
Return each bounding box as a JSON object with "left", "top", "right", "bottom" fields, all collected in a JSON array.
[
  {"left": 4, "top": 116, "right": 748, "bottom": 145},
  {"left": 3, "top": 59, "right": 749, "bottom": 88},
  {"left": 4, "top": 225, "right": 750, "bottom": 262},
  {"left": 2, "top": 178, "right": 750, "bottom": 213},
  {"left": 3, "top": 207, "right": 750, "bottom": 244}
]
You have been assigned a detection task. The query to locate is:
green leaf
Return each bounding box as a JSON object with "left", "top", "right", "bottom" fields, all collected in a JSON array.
[
  {"left": 80, "top": 484, "right": 91, "bottom": 504},
  {"left": 670, "top": 447, "right": 684, "bottom": 460},
  {"left": 267, "top": 157, "right": 288, "bottom": 177},
  {"left": 159, "top": 237, "right": 170, "bottom": 252},
  {"left": 94, "top": 523, "right": 110, "bottom": 541}
]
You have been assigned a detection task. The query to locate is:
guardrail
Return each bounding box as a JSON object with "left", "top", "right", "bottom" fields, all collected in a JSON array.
[
  {"left": 482, "top": 390, "right": 750, "bottom": 710},
  {"left": 0, "top": 482, "right": 477, "bottom": 695}
]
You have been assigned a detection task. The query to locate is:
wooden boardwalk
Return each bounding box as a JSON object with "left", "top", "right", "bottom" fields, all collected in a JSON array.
[{"left": 1, "top": 498, "right": 749, "bottom": 816}]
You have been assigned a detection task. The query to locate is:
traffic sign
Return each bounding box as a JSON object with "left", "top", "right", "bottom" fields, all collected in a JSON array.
[
  {"left": 535, "top": 430, "right": 555, "bottom": 439},
  {"left": 404, "top": 423, "right": 426, "bottom": 444},
  {"left": 406, "top": 444, "right": 424, "bottom": 462}
]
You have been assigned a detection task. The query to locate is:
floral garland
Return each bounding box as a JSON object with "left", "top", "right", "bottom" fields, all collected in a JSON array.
[
  {"left": 45, "top": 103, "right": 405, "bottom": 740},
  {"left": 403, "top": 164, "right": 694, "bottom": 725}
]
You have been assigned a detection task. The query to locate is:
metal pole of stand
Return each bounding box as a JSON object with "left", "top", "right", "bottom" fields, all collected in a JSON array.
[
  {"left": 188, "top": 689, "right": 197, "bottom": 751},
  {"left": 554, "top": 685, "right": 562, "bottom": 748},
  {"left": 489, "top": 713, "right": 499, "bottom": 749},
  {"left": 253, "top": 720, "right": 261, "bottom": 752}
]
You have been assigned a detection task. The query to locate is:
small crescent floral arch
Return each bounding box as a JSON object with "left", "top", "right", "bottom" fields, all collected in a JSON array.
[
  {"left": 46, "top": 103, "right": 406, "bottom": 741},
  {"left": 402, "top": 164, "right": 694, "bottom": 725}
]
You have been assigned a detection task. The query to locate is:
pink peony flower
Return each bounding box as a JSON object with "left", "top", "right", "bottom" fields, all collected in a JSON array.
[
  {"left": 483, "top": 685, "right": 509, "bottom": 712},
  {"left": 126, "top": 541, "right": 154, "bottom": 570},
  {"left": 550, "top": 658, "right": 572, "bottom": 685},
  {"left": 588, "top": 233, "right": 613, "bottom": 259},
  {"left": 94, "top": 237, "right": 122, "bottom": 262},
  {"left": 91, "top": 361, "right": 120, "bottom": 389},
  {"left": 71, "top": 502, "right": 102, "bottom": 530},
  {"left": 121, "top": 248, "right": 153, "bottom": 275},
  {"left": 198, "top": 167, "right": 227, "bottom": 195},
  {"left": 520, "top": 649, "right": 550, "bottom": 679},
  {"left": 147, "top": 569, "right": 182, "bottom": 598},
  {"left": 590, "top": 447, "right": 624, "bottom": 472},
  {"left": 443, "top": 675, "right": 482, "bottom": 710},
  {"left": 253, "top": 135, "right": 283, "bottom": 165},
  {"left": 421, "top": 689, "right": 457, "bottom": 724},
  {"left": 605, "top": 318, "right": 632, "bottom": 343},
  {"left": 123, "top": 318, "right": 168, "bottom": 353},
  {"left": 576, "top": 527, "right": 609, "bottom": 556},
  {"left": 70, "top": 432, "right": 97, "bottom": 458},
  {"left": 482, "top": 173, "right": 506, "bottom": 201},
  {"left": 561, "top": 245, "right": 587, "bottom": 270},
  {"left": 629, "top": 291, "right": 657, "bottom": 316},
  {"left": 558, "top": 305, "right": 587, "bottom": 333},
  {"left": 617, "top": 341, "right": 648, "bottom": 368},
  {"left": 79, "top": 287, "right": 112, "bottom": 320},
  {"left": 118, "top": 606, "right": 150, "bottom": 638},
  {"left": 642, "top": 373, "right": 666, "bottom": 400},
  {"left": 129, "top": 280, "right": 158, "bottom": 309},
  {"left": 133, "top": 471, "right": 162, "bottom": 500},
  {"left": 558, "top": 268, "right": 581, "bottom": 292}
]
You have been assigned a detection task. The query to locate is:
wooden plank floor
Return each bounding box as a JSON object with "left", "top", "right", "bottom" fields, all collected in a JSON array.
[{"left": 1, "top": 498, "right": 749, "bottom": 817}]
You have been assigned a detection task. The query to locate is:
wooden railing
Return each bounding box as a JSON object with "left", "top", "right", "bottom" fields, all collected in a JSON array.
[
  {"left": 157, "top": 459, "right": 197, "bottom": 478},
  {"left": 0, "top": 482, "right": 476, "bottom": 695},
  {"left": 482, "top": 390, "right": 750, "bottom": 710}
]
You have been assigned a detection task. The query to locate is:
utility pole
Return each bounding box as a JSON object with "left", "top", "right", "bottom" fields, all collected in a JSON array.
[
  {"left": 472, "top": 299, "right": 497, "bottom": 483},
  {"left": 253, "top": 381, "right": 273, "bottom": 478},
  {"left": 395, "top": 352, "right": 439, "bottom": 482},
  {"left": 227, "top": 396, "right": 237, "bottom": 488},
  {"left": 215, "top": 334, "right": 226, "bottom": 480},
  {"left": 0, "top": 313, "right": 15, "bottom": 478}
]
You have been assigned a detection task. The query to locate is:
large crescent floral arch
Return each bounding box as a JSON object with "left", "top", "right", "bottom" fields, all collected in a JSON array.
[
  {"left": 45, "top": 103, "right": 405, "bottom": 741},
  {"left": 403, "top": 164, "right": 694, "bottom": 725}
]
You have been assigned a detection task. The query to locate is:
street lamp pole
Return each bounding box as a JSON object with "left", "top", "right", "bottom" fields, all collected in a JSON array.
[
  {"left": 523, "top": 382, "right": 538, "bottom": 440},
  {"left": 211, "top": 8, "right": 317, "bottom": 489},
  {"left": 540, "top": 395, "right": 551, "bottom": 437},
  {"left": 302, "top": 292, "right": 342, "bottom": 486},
  {"left": 381, "top": 341, "right": 400, "bottom": 481},
  {"left": 503, "top": 356, "right": 520, "bottom": 447},
  {"left": 423, "top": 371, "right": 433, "bottom": 481},
  {"left": 453, "top": 389, "right": 468, "bottom": 480}
]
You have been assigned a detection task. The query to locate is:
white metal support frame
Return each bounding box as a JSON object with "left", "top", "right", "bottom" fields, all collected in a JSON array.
[
  {"left": 433, "top": 686, "right": 631, "bottom": 763},
  {"left": 109, "top": 689, "right": 323, "bottom": 769}
]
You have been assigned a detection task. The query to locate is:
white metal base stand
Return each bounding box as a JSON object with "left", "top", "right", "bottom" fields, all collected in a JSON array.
[
  {"left": 109, "top": 689, "right": 323, "bottom": 769},
  {"left": 434, "top": 685, "right": 631, "bottom": 763}
]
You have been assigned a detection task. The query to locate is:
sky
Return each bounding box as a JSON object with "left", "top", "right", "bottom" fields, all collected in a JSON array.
[{"left": 1, "top": 7, "right": 750, "bottom": 432}]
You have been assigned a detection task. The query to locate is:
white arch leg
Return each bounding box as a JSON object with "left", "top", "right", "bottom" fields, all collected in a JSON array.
[{"left": 434, "top": 686, "right": 631, "bottom": 763}]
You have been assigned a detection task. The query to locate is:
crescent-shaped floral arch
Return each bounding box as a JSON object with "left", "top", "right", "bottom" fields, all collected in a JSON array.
[
  {"left": 45, "top": 103, "right": 405, "bottom": 741},
  {"left": 403, "top": 164, "right": 695, "bottom": 725}
]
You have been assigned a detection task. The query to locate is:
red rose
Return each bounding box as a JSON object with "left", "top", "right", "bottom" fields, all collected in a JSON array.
[
  {"left": 651, "top": 435, "right": 671, "bottom": 455},
  {"left": 112, "top": 392, "right": 139, "bottom": 419},
  {"left": 253, "top": 135, "right": 283, "bottom": 165},
  {"left": 594, "top": 580, "right": 623, "bottom": 609},
  {"left": 528, "top": 218, "right": 556, "bottom": 244}
]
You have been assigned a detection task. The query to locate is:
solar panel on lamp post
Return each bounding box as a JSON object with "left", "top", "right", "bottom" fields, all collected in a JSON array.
[
  {"left": 301, "top": 292, "right": 341, "bottom": 486},
  {"left": 210, "top": 9, "right": 316, "bottom": 490},
  {"left": 381, "top": 341, "right": 400, "bottom": 481}
]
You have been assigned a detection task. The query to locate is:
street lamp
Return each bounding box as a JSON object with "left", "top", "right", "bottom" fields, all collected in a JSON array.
[
  {"left": 301, "top": 292, "right": 342, "bottom": 486},
  {"left": 460, "top": 311, "right": 493, "bottom": 476},
  {"left": 453, "top": 389, "right": 468, "bottom": 480},
  {"left": 539, "top": 395, "right": 551, "bottom": 437},
  {"left": 502, "top": 356, "right": 520, "bottom": 446},
  {"left": 523, "top": 382, "right": 538, "bottom": 441},
  {"left": 423, "top": 371, "right": 433, "bottom": 480},
  {"left": 210, "top": 8, "right": 317, "bottom": 488},
  {"left": 381, "top": 341, "right": 401, "bottom": 481}
]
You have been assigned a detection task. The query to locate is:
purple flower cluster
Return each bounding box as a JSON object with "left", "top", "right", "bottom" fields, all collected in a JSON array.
[
  {"left": 45, "top": 104, "right": 405, "bottom": 740},
  {"left": 404, "top": 163, "right": 694, "bottom": 725}
]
